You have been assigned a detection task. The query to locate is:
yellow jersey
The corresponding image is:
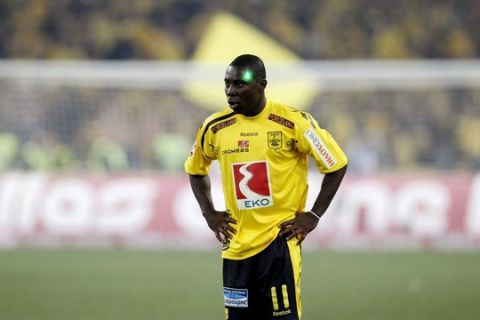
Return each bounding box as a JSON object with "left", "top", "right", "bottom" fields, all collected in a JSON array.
[{"left": 185, "top": 100, "right": 348, "bottom": 259}]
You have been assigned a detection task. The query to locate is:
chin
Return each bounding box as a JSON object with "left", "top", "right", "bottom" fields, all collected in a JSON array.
[{"left": 230, "top": 105, "right": 243, "bottom": 113}]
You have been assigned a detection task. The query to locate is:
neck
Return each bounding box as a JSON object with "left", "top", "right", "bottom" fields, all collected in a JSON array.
[{"left": 244, "top": 97, "right": 267, "bottom": 117}]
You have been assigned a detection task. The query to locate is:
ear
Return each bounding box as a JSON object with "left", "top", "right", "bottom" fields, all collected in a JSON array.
[{"left": 258, "top": 79, "right": 267, "bottom": 90}]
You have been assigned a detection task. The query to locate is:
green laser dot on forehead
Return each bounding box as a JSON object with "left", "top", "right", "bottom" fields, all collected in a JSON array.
[{"left": 241, "top": 69, "right": 254, "bottom": 83}]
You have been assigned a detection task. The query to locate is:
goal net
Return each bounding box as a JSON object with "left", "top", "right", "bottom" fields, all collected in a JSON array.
[
  {"left": 1, "top": 60, "right": 480, "bottom": 248},
  {"left": 0, "top": 60, "right": 479, "bottom": 173}
]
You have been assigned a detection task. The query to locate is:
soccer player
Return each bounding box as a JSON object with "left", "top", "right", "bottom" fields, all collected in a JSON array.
[{"left": 185, "top": 54, "right": 348, "bottom": 320}]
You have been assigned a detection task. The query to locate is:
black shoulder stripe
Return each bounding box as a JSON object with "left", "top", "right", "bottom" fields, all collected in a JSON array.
[
  {"left": 268, "top": 113, "right": 295, "bottom": 129},
  {"left": 200, "top": 112, "right": 236, "bottom": 152}
]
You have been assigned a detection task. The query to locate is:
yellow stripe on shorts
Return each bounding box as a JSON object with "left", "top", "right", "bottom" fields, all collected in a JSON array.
[
  {"left": 282, "top": 284, "right": 290, "bottom": 308},
  {"left": 271, "top": 286, "right": 279, "bottom": 310}
]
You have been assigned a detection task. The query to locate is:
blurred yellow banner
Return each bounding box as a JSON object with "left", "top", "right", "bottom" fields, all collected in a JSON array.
[{"left": 184, "top": 12, "right": 316, "bottom": 111}]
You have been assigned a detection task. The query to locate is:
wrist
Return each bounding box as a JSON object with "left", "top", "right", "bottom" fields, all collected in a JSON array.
[
  {"left": 307, "top": 210, "right": 321, "bottom": 220},
  {"left": 201, "top": 209, "right": 215, "bottom": 217}
]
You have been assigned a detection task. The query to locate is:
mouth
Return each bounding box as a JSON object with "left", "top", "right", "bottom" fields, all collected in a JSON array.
[{"left": 228, "top": 100, "right": 240, "bottom": 108}]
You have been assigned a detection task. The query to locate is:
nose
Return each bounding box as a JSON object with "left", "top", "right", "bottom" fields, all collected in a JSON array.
[{"left": 226, "top": 85, "right": 237, "bottom": 96}]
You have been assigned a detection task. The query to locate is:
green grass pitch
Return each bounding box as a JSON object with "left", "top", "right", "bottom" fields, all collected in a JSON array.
[{"left": 0, "top": 249, "right": 479, "bottom": 320}]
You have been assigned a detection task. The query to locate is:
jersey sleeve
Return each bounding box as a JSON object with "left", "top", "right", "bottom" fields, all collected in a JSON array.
[
  {"left": 296, "top": 112, "right": 348, "bottom": 173},
  {"left": 184, "top": 125, "right": 216, "bottom": 176}
]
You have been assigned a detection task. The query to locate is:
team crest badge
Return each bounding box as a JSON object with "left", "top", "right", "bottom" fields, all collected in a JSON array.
[{"left": 267, "top": 132, "right": 282, "bottom": 150}]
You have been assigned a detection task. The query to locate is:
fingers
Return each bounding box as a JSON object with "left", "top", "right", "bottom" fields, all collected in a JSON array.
[
  {"left": 279, "top": 221, "right": 294, "bottom": 237},
  {"left": 224, "top": 224, "right": 237, "bottom": 235},
  {"left": 206, "top": 211, "right": 238, "bottom": 244},
  {"left": 225, "top": 216, "right": 237, "bottom": 225},
  {"left": 280, "top": 227, "right": 305, "bottom": 245},
  {"left": 214, "top": 231, "right": 224, "bottom": 243},
  {"left": 279, "top": 220, "right": 295, "bottom": 230},
  {"left": 278, "top": 226, "right": 291, "bottom": 237},
  {"left": 284, "top": 227, "right": 304, "bottom": 241},
  {"left": 221, "top": 214, "right": 237, "bottom": 238},
  {"left": 215, "top": 219, "right": 237, "bottom": 244},
  {"left": 279, "top": 217, "right": 309, "bottom": 245},
  {"left": 215, "top": 227, "right": 232, "bottom": 244}
]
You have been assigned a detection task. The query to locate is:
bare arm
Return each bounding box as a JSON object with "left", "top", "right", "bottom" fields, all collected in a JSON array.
[
  {"left": 310, "top": 164, "right": 348, "bottom": 218},
  {"left": 188, "top": 174, "right": 237, "bottom": 243},
  {"left": 279, "top": 165, "right": 347, "bottom": 243}
]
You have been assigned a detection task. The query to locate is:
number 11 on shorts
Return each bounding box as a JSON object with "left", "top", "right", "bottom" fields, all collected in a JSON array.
[{"left": 271, "top": 284, "right": 290, "bottom": 310}]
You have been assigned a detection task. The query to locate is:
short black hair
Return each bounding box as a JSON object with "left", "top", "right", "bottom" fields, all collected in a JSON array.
[{"left": 229, "top": 54, "right": 266, "bottom": 80}]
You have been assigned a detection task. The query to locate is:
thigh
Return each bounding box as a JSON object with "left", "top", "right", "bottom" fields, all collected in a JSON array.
[
  {"left": 258, "top": 236, "right": 301, "bottom": 320},
  {"left": 223, "top": 256, "right": 261, "bottom": 319},
  {"left": 223, "top": 237, "right": 301, "bottom": 320}
]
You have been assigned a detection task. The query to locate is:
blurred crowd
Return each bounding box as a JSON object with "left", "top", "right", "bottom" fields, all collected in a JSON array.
[
  {"left": 0, "top": 80, "right": 479, "bottom": 173},
  {"left": 0, "top": 0, "right": 479, "bottom": 173},
  {"left": 312, "top": 88, "right": 480, "bottom": 172},
  {"left": 0, "top": 0, "right": 478, "bottom": 60}
]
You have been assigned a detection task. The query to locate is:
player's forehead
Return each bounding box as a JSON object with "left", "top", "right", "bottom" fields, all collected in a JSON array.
[{"left": 224, "top": 65, "right": 252, "bottom": 81}]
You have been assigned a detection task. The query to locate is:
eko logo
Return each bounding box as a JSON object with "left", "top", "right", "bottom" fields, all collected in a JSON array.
[{"left": 232, "top": 161, "right": 273, "bottom": 210}]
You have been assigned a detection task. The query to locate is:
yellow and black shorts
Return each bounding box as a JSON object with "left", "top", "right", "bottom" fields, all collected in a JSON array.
[{"left": 223, "top": 235, "right": 302, "bottom": 320}]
